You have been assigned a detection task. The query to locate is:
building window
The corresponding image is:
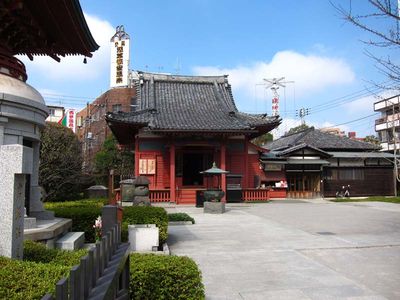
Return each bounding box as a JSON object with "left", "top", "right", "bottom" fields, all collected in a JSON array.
[
  {"left": 324, "top": 169, "right": 364, "bottom": 180},
  {"left": 49, "top": 108, "right": 55, "bottom": 116},
  {"left": 112, "top": 104, "right": 122, "bottom": 112},
  {"left": 131, "top": 97, "right": 138, "bottom": 111}
]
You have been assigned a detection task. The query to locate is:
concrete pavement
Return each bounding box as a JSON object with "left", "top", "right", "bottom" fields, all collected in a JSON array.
[{"left": 165, "top": 201, "right": 400, "bottom": 299}]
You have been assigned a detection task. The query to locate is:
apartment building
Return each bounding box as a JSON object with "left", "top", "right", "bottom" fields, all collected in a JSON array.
[{"left": 374, "top": 94, "right": 400, "bottom": 151}]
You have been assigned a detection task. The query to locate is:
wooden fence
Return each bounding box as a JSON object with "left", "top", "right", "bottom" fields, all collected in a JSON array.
[
  {"left": 149, "top": 189, "right": 170, "bottom": 202},
  {"left": 42, "top": 224, "right": 130, "bottom": 300},
  {"left": 242, "top": 189, "right": 270, "bottom": 202}
]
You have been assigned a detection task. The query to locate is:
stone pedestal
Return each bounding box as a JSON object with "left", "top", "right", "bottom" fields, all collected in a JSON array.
[
  {"left": 128, "top": 224, "right": 159, "bottom": 252},
  {"left": 24, "top": 217, "right": 37, "bottom": 229},
  {"left": 0, "top": 145, "right": 31, "bottom": 259},
  {"left": 204, "top": 201, "right": 226, "bottom": 214}
]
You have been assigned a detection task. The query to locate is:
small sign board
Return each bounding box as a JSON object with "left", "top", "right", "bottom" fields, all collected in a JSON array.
[{"left": 139, "top": 159, "right": 156, "bottom": 175}]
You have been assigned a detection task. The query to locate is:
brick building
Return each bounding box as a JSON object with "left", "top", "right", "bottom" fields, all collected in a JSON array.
[{"left": 76, "top": 87, "right": 136, "bottom": 172}]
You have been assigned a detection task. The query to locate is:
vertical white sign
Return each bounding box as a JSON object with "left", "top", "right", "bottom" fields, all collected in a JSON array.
[
  {"left": 110, "top": 39, "right": 130, "bottom": 88},
  {"left": 66, "top": 109, "right": 76, "bottom": 133}
]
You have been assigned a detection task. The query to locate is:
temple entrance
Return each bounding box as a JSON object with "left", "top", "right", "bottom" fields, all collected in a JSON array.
[
  {"left": 183, "top": 153, "right": 204, "bottom": 186},
  {"left": 287, "top": 172, "right": 321, "bottom": 198}
]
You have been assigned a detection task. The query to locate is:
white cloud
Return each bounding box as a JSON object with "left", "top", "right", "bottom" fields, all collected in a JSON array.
[
  {"left": 193, "top": 50, "right": 355, "bottom": 100},
  {"left": 19, "top": 13, "right": 115, "bottom": 82},
  {"left": 343, "top": 90, "right": 399, "bottom": 114}
]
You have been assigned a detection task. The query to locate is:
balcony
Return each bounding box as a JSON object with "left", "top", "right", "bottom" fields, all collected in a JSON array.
[
  {"left": 374, "top": 95, "right": 400, "bottom": 111},
  {"left": 375, "top": 113, "right": 400, "bottom": 131}
]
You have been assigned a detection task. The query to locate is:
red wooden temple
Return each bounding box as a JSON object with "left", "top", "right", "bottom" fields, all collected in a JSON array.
[{"left": 106, "top": 72, "right": 281, "bottom": 204}]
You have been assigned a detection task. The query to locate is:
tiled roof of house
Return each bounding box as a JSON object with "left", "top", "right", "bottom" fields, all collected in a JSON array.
[
  {"left": 106, "top": 72, "right": 280, "bottom": 136},
  {"left": 267, "top": 127, "right": 378, "bottom": 151},
  {"left": 275, "top": 143, "right": 332, "bottom": 157}
]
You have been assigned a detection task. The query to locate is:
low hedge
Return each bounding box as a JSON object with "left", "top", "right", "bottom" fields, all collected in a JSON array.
[
  {"left": 45, "top": 200, "right": 169, "bottom": 243},
  {"left": 24, "top": 240, "right": 87, "bottom": 266},
  {"left": 0, "top": 257, "right": 69, "bottom": 300},
  {"left": 44, "top": 198, "right": 106, "bottom": 209},
  {"left": 129, "top": 254, "right": 205, "bottom": 300},
  {"left": 122, "top": 206, "right": 169, "bottom": 244},
  {"left": 168, "top": 212, "right": 195, "bottom": 224},
  {"left": 44, "top": 199, "right": 103, "bottom": 242},
  {"left": 0, "top": 241, "right": 88, "bottom": 299}
]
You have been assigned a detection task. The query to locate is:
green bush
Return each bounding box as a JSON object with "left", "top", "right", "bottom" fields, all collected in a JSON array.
[
  {"left": 129, "top": 254, "right": 204, "bottom": 300},
  {"left": 168, "top": 212, "right": 195, "bottom": 224},
  {"left": 44, "top": 200, "right": 168, "bottom": 243},
  {"left": 44, "top": 198, "right": 106, "bottom": 209},
  {"left": 0, "top": 257, "right": 70, "bottom": 300},
  {"left": 45, "top": 201, "right": 102, "bottom": 242},
  {"left": 24, "top": 240, "right": 87, "bottom": 266},
  {"left": 122, "top": 206, "right": 168, "bottom": 244}
]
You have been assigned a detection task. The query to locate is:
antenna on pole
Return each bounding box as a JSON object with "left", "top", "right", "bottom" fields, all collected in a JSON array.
[{"left": 263, "top": 77, "right": 294, "bottom": 116}]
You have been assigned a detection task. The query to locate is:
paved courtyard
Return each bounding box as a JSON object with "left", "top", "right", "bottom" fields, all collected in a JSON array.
[{"left": 165, "top": 200, "right": 400, "bottom": 300}]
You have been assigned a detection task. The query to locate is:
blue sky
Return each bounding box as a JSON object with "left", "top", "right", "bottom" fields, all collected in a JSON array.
[{"left": 20, "top": 0, "right": 399, "bottom": 137}]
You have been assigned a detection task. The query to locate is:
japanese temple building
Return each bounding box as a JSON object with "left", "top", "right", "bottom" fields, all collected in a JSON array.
[{"left": 106, "top": 72, "right": 281, "bottom": 204}]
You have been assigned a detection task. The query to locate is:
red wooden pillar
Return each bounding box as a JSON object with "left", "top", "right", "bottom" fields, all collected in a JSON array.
[
  {"left": 170, "top": 143, "right": 176, "bottom": 203},
  {"left": 244, "top": 138, "right": 249, "bottom": 188},
  {"left": 221, "top": 141, "right": 226, "bottom": 203},
  {"left": 134, "top": 136, "right": 139, "bottom": 177}
]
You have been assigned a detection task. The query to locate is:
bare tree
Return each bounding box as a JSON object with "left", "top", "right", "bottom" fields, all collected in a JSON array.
[{"left": 332, "top": 0, "right": 400, "bottom": 89}]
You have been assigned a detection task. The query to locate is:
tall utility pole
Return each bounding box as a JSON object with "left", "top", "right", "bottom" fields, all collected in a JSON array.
[
  {"left": 389, "top": 100, "right": 398, "bottom": 197},
  {"left": 296, "top": 107, "right": 310, "bottom": 125}
]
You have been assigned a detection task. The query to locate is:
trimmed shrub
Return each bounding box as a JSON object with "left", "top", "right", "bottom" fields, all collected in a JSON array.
[
  {"left": 0, "top": 257, "right": 69, "bottom": 300},
  {"left": 24, "top": 240, "right": 87, "bottom": 266},
  {"left": 168, "top": 212, "right": 195, "bottom": 224},
  {"left": 44, "top": 198, "right": 106, "bottom": 209},
  {"left": 45, "top": 200, "right": 102, "bottom": 242},
  {"left": 129, "top": 254, "right": 205, "bottom": 300},
  {"left": 122, "top": 206, "right": 168, "bottom": 244},
  {"left": 44, "top": 200, "right": 168, "bottom": 243}
]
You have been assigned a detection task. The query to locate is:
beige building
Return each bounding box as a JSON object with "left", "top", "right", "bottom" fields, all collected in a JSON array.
[{"left": 46, "top": 105, "right": 64, "bottom": 123}]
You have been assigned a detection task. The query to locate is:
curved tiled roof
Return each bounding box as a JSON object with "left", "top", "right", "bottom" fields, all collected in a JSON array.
[
  {"left": 268, "top": 127, "right": 378, "bottom": 151},
  {"left": 106, "top": 72, "right": 280, "bottom": 136}
]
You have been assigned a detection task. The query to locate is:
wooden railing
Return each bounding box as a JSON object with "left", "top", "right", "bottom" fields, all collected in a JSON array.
[
  {"left": 42, "top": 224, "right": 130, "bottom": 300},
  {"left": 150, "top": 189, "right": 170, "bottom": 202},
  {"left": 242, "top": 189, "right": 270, "bottom": 202}
]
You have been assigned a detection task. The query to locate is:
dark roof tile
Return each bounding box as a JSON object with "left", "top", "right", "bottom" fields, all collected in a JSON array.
[
  {"left": 106, "top": 72, "right": 280, "bottom": 135},
  {"left": 268, "top": 127, "right": 378, "bottom": 151}
]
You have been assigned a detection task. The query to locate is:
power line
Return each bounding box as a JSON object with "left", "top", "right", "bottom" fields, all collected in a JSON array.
[{"left": 319, "top": 113, "right": 379, "bottom": 129}]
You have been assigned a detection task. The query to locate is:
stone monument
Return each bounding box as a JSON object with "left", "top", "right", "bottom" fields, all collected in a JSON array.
[{"left": 0, "top": 64, "right": 51, "bottom": 259}]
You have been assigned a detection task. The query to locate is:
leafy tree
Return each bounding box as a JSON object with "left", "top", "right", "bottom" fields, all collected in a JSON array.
[
  {"left": 251, "top": 133, "right": 273, "bottom": 146},
  {"left": 286, "top": 124, "right": 310, "bottom": 135},
  {"left": 333, "top": 0, "right": 400, "bottom": 88},
  {"left": 364, "top": 134, "right": 381, "bottom": 145},
  {"left": 39, "top": 123, "right": 83, "bottom": 201},
  {"left": 94, "top": 135, "right": 134, "bottom": 184}
]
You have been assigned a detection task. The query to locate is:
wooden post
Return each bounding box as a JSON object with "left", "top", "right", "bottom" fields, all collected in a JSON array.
[
  {"left": 244, "top": 139, "right": 249, "bottom": 188},
  {"left": 134, "top": 136, "right": 139, "bottom": 177},
  {"left": 56, "top": 277, "right": 68, "bottom": 300},
  {"left": 221, "top": 141, "right": 226, "bottom": 203},
  {"left": 108, "top": 169, "right": 114, "bottom": 204},
  {"left": 170, "top": 143, "right": 176, "bottom": 203}
]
